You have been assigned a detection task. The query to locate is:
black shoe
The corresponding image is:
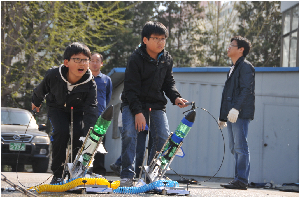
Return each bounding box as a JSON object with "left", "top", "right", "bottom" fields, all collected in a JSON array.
[
  {"left": 90, "top": 167, "right": 106, "bottom": 176},
  {"left": 50, "top": 176, "right": 63, "bottom": 185},
  {"left": 220, "top": 179, "right": 235, "bottom": 187},
  {"left": 110, "top": 163, "right": 120, "bottom": 176},
  {"left": 220, "top": 180, "right": 247, "bottom": 190}
]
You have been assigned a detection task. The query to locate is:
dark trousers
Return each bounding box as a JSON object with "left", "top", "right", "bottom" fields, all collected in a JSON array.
[
  {"left": 92, "top": 136, "right": 106, "bottom": 175},
  {"left": 48, "top": 108, "right": 83, "bottom": 177}
]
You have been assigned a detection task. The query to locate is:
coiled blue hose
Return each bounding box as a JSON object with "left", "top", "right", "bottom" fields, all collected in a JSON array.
[{"left": 113, "top": 180, "right": 179, "bottom": 194}]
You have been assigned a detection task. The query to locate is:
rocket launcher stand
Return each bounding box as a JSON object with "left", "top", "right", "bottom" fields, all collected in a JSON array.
[
  {"left": 66, "top": 129, "right": 104, "bottom": 179},
  {"left": 64, "top": 105, "right": 113, "bottom": 182},
  {"left": 140, "top": 102, "right": 196, "bottom": 195},
  {"left": 141, "top": 134, "right": 184, "bottom": 183}
]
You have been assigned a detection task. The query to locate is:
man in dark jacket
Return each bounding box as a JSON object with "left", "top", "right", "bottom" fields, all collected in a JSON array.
[
  {"left": 120, "top": 21, "right": 188, "bottom": 187},
  {"left": 32, "top": 42, "right": 98, "bottom": 184},
  {"left": 218, "top": 36, "right": 255, "bottom": 190}
]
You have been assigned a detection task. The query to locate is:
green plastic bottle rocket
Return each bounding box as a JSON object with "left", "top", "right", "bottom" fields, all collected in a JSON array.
[
  {"left": 80, "top": 105, "right": 113, "bottom": 166},
  {"left": 160, "top": 110, "right": 196, "bottom": 167}
]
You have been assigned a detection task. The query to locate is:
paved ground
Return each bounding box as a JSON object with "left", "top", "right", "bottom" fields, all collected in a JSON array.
[{"left": 1, "top": 172, "right": 298, "bottom": 197}]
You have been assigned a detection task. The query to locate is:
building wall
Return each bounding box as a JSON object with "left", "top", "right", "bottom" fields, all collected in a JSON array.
[
  {"left": 280, "top": 2, "right": 299, "bottom": 67},
  {"left": 104, "top": 67, "right": 299, "bottom": 185},
  {"left": 281, "top": 1, "right": 299, "bottom": 12}
]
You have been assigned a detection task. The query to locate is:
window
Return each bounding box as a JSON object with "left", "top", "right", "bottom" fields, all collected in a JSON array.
[
  {"left": 281, "top": 4, "right": 299, "bottom": 67},
  {"left": 1, "top": 109, "right": 37, "bottom": 127}
]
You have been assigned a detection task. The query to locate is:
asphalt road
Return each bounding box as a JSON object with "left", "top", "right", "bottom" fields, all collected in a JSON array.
[{"left": 1, "top": 172, "right": 298, "bottom": 197}]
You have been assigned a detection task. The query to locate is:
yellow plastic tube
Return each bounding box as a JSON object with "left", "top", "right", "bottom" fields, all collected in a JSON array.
[{"left": 28, "top": 177, "right": 120, "bottom": 193}]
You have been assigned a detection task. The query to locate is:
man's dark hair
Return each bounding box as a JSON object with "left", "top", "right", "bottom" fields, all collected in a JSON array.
[
  {"left": 63, "top": 42, "right": 91, "bottom": 60},
  {"left": 91, "top": 52, "right": 103, "bottom": 62},
  {"left": 141, "top": 21, "right": 168, "bottom": 44},
  {"left": 231, "top": 36, "right": 252, "bottom": 57}
]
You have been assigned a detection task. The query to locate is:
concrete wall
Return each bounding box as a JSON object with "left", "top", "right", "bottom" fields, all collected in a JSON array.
[{"left": 104, "top": 67, "right": 299, "bottom": 185}]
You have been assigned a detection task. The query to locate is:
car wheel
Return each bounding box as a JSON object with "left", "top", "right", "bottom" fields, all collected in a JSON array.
[
  {"left": 11, "top": 164, "right": 25, "bottom": 172},
  {"left": 32, "top": 158, "right": 49, "bottom": 173}
]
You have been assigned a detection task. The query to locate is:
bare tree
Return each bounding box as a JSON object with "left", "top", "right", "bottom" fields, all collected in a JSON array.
[{"left": 1, "top": 1, "right": 130, "bottom": 107}]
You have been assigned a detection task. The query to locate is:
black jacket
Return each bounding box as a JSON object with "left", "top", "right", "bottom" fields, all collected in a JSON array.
[
  {"left": 219, "top": 57, "right": 255, "bottom": 121},
  {"left": 32, "top": 64, "right": 98, "bottom": 134},
  {"left": 121, "top": 44, "right": 181, "bottom": 115}
]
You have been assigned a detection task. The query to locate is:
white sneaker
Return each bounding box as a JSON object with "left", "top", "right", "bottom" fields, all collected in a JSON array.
[
  {"left": 135, "top": 179, "right": 146, "bottom": 187},
  {"left": 120, "top": 178, "right": 133, "bottom": 187}
]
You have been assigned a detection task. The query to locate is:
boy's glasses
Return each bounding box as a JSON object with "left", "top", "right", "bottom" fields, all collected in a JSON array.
[
  {"left": 228, "top": 44, "right": 238, "bottom": 48},
  {"left": 71, "top": 58, "right": 90, "bottom": 64},
  {"left": 149, "top": 37, "right": 166, "bottom": 43}
]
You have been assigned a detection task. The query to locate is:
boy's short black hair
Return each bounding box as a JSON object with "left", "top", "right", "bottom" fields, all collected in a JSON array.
[
  {"left": 231, "top": 36, "right": 252, "bottom": 57},
  {"left": 141, "top": 21, "right": 168, "bottom": 44},
  {"left": 91, "top": 52, "right": 103, "bottom": 62},
  {"left": 63, "top": 42, "right": 91, "bottom": 60}
]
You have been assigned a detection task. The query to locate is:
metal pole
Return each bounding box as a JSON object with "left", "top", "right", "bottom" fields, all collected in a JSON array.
[
  {"left": 71, "top": 107, "right": 73, "bottom": 162},
  {"left": 144, "top": 108, "right": 151, "bottom": 182},
  {"left": 138, "top": 108, "right": 151, "bottom": 180}
]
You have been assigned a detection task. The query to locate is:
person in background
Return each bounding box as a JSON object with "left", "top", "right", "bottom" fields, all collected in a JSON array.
[
  {"left": 90, "top": 52, "right": 113, "bottom": 176},
  {"left": 31, "top": 42, "right": 98, "bottom": 184},
  {"left": 218, "top": 36, "right": 255, "bottom": 190},
  {"left": 109, "top": 108, "right": 123, "bottom": 176},
  {"left": 120, "top": 21, "right": 188, "bottom": 187}
]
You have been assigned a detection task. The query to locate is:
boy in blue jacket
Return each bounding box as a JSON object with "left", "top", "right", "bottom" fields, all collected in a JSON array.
[{"left": 32, "top": 42, "right": 98, "bottom": 184}]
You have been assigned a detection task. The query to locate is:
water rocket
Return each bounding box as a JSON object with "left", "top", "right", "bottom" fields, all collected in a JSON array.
[
  {"left": 141, "top": 103, "right": 196, "bottom": 183},
  {"left": 67, "top": 105, "right": 113, "bottom": 179}
]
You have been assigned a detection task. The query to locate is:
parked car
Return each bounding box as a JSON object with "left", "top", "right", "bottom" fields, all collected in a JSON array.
[{"left": 1, "top": 107, "right": 50, "bottom": 173}]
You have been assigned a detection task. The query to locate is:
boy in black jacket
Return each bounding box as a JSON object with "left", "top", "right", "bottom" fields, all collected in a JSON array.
[
  {"left": 120, "top": 21, "right": 188, "bottom": 187},
  {"left": 32, "top": 42, "right": 98, "bottom": 184}
]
